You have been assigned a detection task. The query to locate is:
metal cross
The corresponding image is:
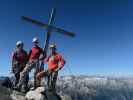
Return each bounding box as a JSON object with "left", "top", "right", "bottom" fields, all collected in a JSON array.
[{"left": 21, "top": 8, "right": 75, "bottom": 54}]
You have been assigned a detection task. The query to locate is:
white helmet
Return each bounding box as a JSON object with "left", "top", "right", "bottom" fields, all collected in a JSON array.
[
  {"left": 16, "top": 41, "right": 23, "bottom": 46},
  {"left": 32, "top": 37, "right": 39, "bottom": 43}
]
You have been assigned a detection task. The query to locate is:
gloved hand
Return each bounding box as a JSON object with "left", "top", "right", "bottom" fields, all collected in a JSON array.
[
  {"left": 55, "top": 67, "right": 62, "bottom": 72},
  {"left": 58, "top": 63, "right": 64, "bottom": 71}
]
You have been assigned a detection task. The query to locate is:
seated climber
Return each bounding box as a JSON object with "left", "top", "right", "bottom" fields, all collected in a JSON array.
[
  {"left": 12, "top": 41, "right": 29, "bottom": 89},
  {"left": 37, "top": 43, "right": 65, "bottom": 91}
]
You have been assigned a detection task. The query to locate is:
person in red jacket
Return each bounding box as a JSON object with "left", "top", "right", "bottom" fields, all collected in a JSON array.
[
  {"left": 37, "top": 43, "right": 65, "bottom": 91},
  {"left": 12, "top": 41, "right": 29, "bottom": 89},
  {"left": 17, "top": 37, "right": 44, "bottom": 91}
]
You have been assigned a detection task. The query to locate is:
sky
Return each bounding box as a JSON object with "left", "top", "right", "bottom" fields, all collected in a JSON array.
[{"left": 0, "top": 0, "right": 133, "bottom": 76}]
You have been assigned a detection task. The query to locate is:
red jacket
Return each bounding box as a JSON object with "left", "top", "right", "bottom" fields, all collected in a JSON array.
[
  {"left": 45, "top": 52, "right": 65, "bottom": 71},
  {"left": 28, "top": 46, "right": 43, "bottom": 62},
  {"left": 12, "top": 49, "right": 28, "bottom": 64}
]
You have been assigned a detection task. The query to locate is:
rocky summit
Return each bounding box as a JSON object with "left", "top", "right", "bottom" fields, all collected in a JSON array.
[{"left": 1, "top": 75, "right": 133, "bottom": 100}]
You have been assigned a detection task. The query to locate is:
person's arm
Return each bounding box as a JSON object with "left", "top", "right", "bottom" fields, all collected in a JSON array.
[
  {"left": 59, "top": 58, "right": 65, "bottom": 69},
  {"left": 23, "top": 50, "right": 28, "bottom": 68},
  {"left": 11, "top": 51, "right": 17, "bottom": 72},
  {"left": 57, "top": 55, "right": 66, "bottom": 71},
  {"left": 12, "top": 52, "right": 15, "bottom": 68},
  {"left": 28, "top": 49, "right": 32, "bottom": 61},
  {"left": 39, "top": 48, "right": 46, "bottom": 60},
  {"left": 25, "top": 51, "right": 28, "bottom": 63}
]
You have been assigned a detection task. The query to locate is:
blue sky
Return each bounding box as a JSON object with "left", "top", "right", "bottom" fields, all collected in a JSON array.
[{"left": 0, "top": 0, "right": 133, "bottom": 76}]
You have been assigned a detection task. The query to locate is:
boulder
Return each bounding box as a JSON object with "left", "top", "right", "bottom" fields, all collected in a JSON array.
[
  {"left": 26, "top": 87, "right": 62, "bottom": 100},
  {"left": 25, "top": 87, "right": 46, "bottom": 100}
]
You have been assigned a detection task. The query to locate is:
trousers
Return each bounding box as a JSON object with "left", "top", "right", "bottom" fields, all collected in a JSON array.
[{"left": 18, "top": 60, "right": 43, "bottom": 88}]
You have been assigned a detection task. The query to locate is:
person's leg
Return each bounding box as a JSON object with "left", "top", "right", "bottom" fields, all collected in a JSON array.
[
  {"left": 51, "top": 71, "right": 58, "bottom": 91},
  {"left": 25, "top": 74, "right": 29, "bottom": 87},
  {"left": 24, "top": 74, "right": 29, "bottom": 88},
  {"left": 13, "top": 64, "right": 21, "bottom": 87},
  {"left": 17, "top": 62, "right": 34, "bottom": 88},
  {"left": 34, "top": 61, "right": 40, "bottom": 88},
  {"left": 34, "top": 71, "right": 37, "bottom": 88},
  {"left": 47, "top": 71, "right": 52, "bottom": 90},
  {"left": 15, "top": 72, "right": 20, "bottom": 86},
  {"left": 37, "top": 61, "right": 44, "bottom": 87},
  {"left": 21, "top": 74, "right": 29, "bottom": 93},
  {"left": 34, "top": 60, "right": 45, "bottom": 88}
]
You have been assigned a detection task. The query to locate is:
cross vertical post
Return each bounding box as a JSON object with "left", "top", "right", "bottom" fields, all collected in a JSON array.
[{"left": 44, "top": 8, "right": 56, "bottom": 54}]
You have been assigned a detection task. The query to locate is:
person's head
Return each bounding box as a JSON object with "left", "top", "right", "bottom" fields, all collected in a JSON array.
[
  {"left": 49, "top": 43, "right": 57, "bottom": 54},
  {"left": 32, "top": 37, "right": 39, "bottom": 47},
  {"left": 16, "top": 41, "right": 24, "bottom": 50}
]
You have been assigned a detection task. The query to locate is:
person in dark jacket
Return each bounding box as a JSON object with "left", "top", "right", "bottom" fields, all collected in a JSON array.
[{"left": 12, "top": 41, "right": 29, "bottom": 89}]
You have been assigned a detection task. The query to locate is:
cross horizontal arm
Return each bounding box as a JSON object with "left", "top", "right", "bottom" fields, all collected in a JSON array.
[
  {"left": 21, "top": 16, "right": 75, "bottom": 37},
  {"left": 22, "top": 16, "right": 49, "bottom": 28},
  {"left": 51, "top": 26, "right": 75, "bottom": 37}
]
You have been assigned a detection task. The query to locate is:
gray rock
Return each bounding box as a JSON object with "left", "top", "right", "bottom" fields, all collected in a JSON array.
[
  {"left": 61, "top": 95, "right": 72, "bottom": 100},
  {"left": 2, "top": 75, "right": 133, "bottom": 100},
  {"left": 0, "top": 86, "right": 13, "bottom": 100},
  {"left": 11, "top": 91, "right": 25, "bottom": 100},
  {"left": 25, "top": 87, "right": 45, "bottom": 100}
]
